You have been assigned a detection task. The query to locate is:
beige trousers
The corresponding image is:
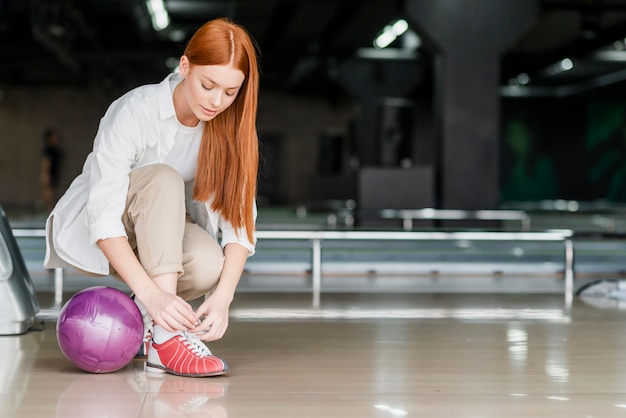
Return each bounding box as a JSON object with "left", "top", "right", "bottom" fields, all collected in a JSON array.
[{"left": 116, "top": 164, "right": 224, "bottom": 301}]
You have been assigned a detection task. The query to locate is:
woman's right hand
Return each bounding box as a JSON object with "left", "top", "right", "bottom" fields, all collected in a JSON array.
[
  {"left": 142, "top": 288, "right": 199, "bottom": 332},
  {"left": 97, "top": 237, "right": 198, "bottom": 332}
]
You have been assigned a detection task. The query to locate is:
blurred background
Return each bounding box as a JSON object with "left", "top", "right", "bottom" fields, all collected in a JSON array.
[
  {"left": 7, "top": 0, "right": 626, "bottom": 296},
  {"left": 3, "top": 0, "right": 626, "bottom": 223}
]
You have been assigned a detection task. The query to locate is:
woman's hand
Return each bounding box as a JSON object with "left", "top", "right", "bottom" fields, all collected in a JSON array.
[
  {"left": 143, "top": 287, "right": 198, "bottom": 332},
  {"left": 191, "top": 293, "right": 231, "bottom": 342},
  {"left": 97, "top": 237, "right": 198, "bottom": 333},
  {"left": 189, "top": 243, "right": 248, "bottom": 341}
]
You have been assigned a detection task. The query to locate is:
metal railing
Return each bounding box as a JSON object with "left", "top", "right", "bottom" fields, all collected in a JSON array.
[
  {"left": 255, "top": 229, "right": 574, "bottom": 307},
  {"left": 13, "top": 227, "right": 575, "bottom": 309}
]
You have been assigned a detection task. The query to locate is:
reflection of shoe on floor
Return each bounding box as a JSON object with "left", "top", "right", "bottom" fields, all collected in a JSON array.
[
  {"left": 147, "top": 326, "right": 228, "bottom": 377},
  {"left": 156, "top": 377, "right": 228, "bottom": 410},
  {"left": 156, "top": 376, "right": 227, "bottom": 398},
  {"left": 145, "top": 375, "right": 228, "bottom": 417}
]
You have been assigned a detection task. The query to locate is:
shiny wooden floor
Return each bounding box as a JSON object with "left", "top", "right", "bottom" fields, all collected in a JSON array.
[{"left": 3, "top": 291, "right": 626, "bottom": 417}]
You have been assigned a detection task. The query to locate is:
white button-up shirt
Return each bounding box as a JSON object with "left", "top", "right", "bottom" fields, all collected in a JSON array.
[{"left": 44, "top": 73, "right": 256, "bottom": 275}]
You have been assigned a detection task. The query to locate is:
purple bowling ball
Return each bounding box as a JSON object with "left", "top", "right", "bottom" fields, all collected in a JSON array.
[{"left": 56, "top": 286, "right": 144, "bottom": 373}]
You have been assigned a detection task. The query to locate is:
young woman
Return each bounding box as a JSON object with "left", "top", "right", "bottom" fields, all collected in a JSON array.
[{"left": 45, "top": 18, "right": 260, "bottom": 378}]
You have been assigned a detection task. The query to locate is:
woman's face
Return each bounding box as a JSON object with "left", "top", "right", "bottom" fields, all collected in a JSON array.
[{"left": 178, "top": 55, "right": 245, "bottom": 124}]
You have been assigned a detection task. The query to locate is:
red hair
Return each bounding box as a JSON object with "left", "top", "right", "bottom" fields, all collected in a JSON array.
[{"left": 185, "top": 18, "right": 259, "bottom": 243}]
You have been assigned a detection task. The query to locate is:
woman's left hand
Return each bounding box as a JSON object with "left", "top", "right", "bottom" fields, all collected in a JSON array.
[
  {"left": 191, "top": 294, "right": 231, "bottom": 342},
  {"left": 191, "top": 242, "right": 248, "bottom": 342}
]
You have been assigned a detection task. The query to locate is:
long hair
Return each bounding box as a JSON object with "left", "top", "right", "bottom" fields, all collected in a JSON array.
[{"left": 185, "top": 18, "right": 259, "bottom": 243}]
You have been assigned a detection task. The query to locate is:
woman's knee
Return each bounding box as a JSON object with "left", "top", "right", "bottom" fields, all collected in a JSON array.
[
  {"left": 178, "top": 231, "right": 225, "bottom": 299},
  {"left": 130, "top": 164, "right": 184, "bottom": 198},
  {"left": 188, "top": 250, "right": 224, "bottom": 285}
]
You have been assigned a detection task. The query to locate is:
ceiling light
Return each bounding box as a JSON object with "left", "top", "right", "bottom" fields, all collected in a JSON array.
[
  {"left": 516, "top": 73, "right": 530, "bottom": 85},
  {"left": 374, "top": 18, "right": 409, "bottom": 49},
  {"left": 374, "top": 31, "right": 396, "bottom": 49},
  {"left": 146, "top": 0, "right": 169, "bottom": 31},
  {"left": 546, "top": 57, "right": 575, "bottom": 75},
  {"left": 559, "top": 58, "right": 574, "bottom": 71},
  {"left": 391, "top": 19, "right": 409, "bottom": 35}
]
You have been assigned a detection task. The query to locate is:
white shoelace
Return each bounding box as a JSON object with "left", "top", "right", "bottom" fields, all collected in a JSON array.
[{"left": 179, "top": 330, "right": 213, "bottom": 357}]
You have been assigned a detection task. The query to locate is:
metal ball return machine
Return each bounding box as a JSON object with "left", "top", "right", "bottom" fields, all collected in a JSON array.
[{"left": 0, "top": 206, "right": 40, "bottom": 335}]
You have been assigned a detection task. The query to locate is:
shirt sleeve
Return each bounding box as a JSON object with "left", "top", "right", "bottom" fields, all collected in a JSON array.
[
  {"left": 86, "top": 99, "right": 144, "bottom": 244},
  {"left": 217, "top": 200, "right": 258, "bottom": 256}
]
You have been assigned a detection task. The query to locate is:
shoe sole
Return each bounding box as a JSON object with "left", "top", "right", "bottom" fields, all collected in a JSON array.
[{"left": 146, "top": 363, "right": 229, "bottom": 378}]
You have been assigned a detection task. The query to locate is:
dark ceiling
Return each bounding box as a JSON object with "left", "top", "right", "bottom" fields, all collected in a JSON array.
[{"left": 3, "top": 0, "right": 626, "bottom": 98}]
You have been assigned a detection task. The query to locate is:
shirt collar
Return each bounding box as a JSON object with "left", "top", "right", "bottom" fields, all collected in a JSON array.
[{"left": 157, "top": 73, "right": 181, "bottom": 120}]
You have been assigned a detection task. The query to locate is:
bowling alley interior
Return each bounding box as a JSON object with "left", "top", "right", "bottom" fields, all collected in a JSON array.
[{"left": 5, "top": 0, "right": 626, "bottom": 417}]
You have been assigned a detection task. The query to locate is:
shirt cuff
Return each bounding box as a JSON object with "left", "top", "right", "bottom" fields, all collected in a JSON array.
[{"left": 89, "top": 221, "right": 128, "bottom": 245}]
